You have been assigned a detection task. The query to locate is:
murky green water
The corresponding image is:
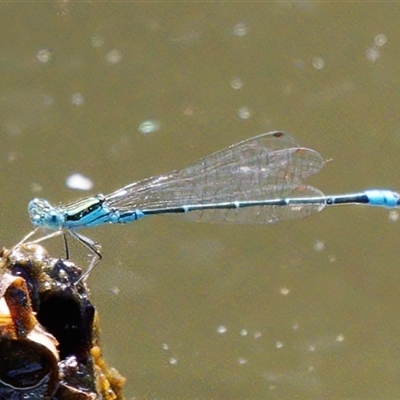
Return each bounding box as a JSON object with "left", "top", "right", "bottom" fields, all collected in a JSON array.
[{"left": 1, "top": 3, "right": 400, "bottom": 398}]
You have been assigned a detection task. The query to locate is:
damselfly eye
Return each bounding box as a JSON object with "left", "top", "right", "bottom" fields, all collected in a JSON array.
[{"left": 50, "top": 212, "right": 58, "bottom": 222}]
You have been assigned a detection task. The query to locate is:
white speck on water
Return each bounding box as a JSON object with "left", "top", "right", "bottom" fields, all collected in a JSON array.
[
  {"left": 217, "top": 325, "right": 227, "bottom": 334},
  {"left": 66, "top": 173, "right": 93, "bottom": 191},
  {"left": 230, "top": 77, "right": 244, "bottom": 90},
  {"left": 139, "top": 120, "right": 160, "bottom": 134},
  {"left": 232, "top": 22, "right": 248, "bottom": 37},
  {"left": 106, "top": 49, "right": 122, "bottom": 64},
  {"left": 71, "top": 93, "right": 85, "bottom": 106},
  {"left": 37, "top": 48, "right": 53, "bottom": 63},
  {"left": 312, "top": 56, "right": 325, "bottom": 70},
  {"left": 237, "top": 107, "right": 251, "bottom": 120}
]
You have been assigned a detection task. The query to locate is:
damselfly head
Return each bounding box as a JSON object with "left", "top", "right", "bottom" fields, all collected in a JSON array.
[
  {"left": 396, "top": 192, "right": 400, "bottom": 207},
  {"left": 28, "top": 198, "right": 65, "bottom": 230}
]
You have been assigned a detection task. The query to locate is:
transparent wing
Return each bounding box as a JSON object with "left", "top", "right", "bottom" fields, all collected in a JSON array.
[{"left": 105, "top": 131, "right": 325, "bottom": 219}]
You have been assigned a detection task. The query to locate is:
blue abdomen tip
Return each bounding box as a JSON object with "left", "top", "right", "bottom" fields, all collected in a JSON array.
[{"left": 365, "top": 190, "right": 399, "bottom": 208}]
